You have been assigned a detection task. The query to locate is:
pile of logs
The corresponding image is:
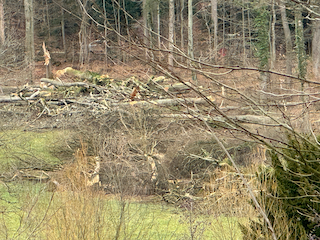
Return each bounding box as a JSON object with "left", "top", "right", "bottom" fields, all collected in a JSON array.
[
  {"left": 0, "top": 67, "right": 276, "bottom": 126},
  {"left": 0, "top": 67, "right": 207, "bottom": 113}
]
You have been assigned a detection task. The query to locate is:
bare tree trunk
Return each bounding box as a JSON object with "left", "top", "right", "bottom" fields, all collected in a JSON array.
[
  {"left": 205, "top": 17, "right": 212, "bottom": 61},
  {"left": 157, "top": 1, "right": 161, "bottom": 58},
  {"left": 43, "top": 42, "right": 53, "bottom": 79},
  {"left": 279, "top": 0, "right": 293, "bottom": 86},
  {"left": 168, "top": 0, "right": 174, "bottom": 69},
  {"left": 79, "top": 19, "right": 88, "bottom": 69},
  {"left": 123, "top": 0, "right": 130, "bottom": 63},
  {"left": 61, "top": 8, "right": 67, "bottom": 60},
  {"left": 45, "top": 0, "right": 50, "bottom": 39},
  {"left": 142, "top": 0, "right": 149, "bottom": 59},
  {"left": 180, "top": 0, "right": 184, "bottom": 55},
  {"left": 312, "top": 20, "right": 320, "bottom": 79},
  {"left": 111, "top": 0, "right": 120, "bottom": 62},
  {"left": 222, "top": 0, "right": 226, "bottom": 62},
  {"left": 188, "top": 0, "right": 197, "bottom": 82},
  {"left": 103, "top": 0, "right": 108, "bottom": 66},
  {"left": 295, "top": 8, "right": 306, "bottom": 80},
  {"left": 117, "top": 2, "right": 121, "bottom": 61},
  {"left": 270, "top": 0, "right": 276, "bottom": 69},
  {"left": 0, "top": 0, "right": 5, "bottom": 46},
  {"left": 242, "top": 0, "right": 246, "bottom": 64},
  {"left": 247, "top": 8, "right": 252, "bottom": 58},
  {"left": 24, "top": 0, "right": 35, "bottom": 82},
  {"left": 78, "top": 0, "right": 89, "bottom": 69},
  {"left": 211, "top": 0, "right": 217, "bottom": 61},
  {"left": 148, "top": 5, "right": 155, "bottom": 73},
  {"left": 295, "top": 8, "right": 308, "bottom": 133}
]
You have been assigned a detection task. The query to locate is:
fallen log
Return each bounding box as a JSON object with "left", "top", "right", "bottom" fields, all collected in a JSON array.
[
  {"left": 41, "top": 78, "right": 95, "bottom": 88},
  {"left": 10, "top": 170, "right": 50, "bottom": 182},
  {"left": 148, "top": 80, "right": 192, "bottom": 94},
  {"left": 41, "top": 78, "right": 105, "bottom": 93},
  {"left": 0, "top": 91, "right": 40, "bottom": 103},
  {"left": 55, "top": 67, "right": 94, "bottom": 80},
  {"left": 110, "top": 96, "right": 215, "bottom": 107},
  {"left": 160, "top": 113, "right": 284, "bottom": 126},
  {"left": 162, "top": 83, "right": 191, "bottom": 94}
]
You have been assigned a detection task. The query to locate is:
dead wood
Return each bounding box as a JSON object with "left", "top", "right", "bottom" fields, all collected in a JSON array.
[
  {"left": 160, "top": 113, "right": 282, "bottom": 126},
  {"left": 40, "top": 78, "right": 104, "bottom": 92},
  {"left": 148, "top": 79, "right": 192, "bottom": 94},
  {"left": 55, "top": 67, "right": 95, "bottom": 80},
  {"left": 110, "top": 97, "right": 214, "bottom": 107},
  {"left": 163, "top": 83, "right": 191, "bottom": 94},
  {"left": 0, "top": 90, "right": 40, "bottom": 102},
  {"left": 9, "top": 170, "right": 50, "bottom": 182}
]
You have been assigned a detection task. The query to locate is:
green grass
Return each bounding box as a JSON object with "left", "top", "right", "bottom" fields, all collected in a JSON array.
[
  {"left": 0, "top": 182, "right": 247, "bottom": 240},
  {"left": 0, "top": 129, "right": 72, "bottom": 171},
  {"left": 0, "top": 181, "right": 53, "bottom": 239},
  {"left": 0, "top": 129, "right": 248, "bottom": 239}
]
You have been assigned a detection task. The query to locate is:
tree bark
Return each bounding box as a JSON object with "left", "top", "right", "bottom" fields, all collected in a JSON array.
[
  {"left": 180, "top": 0, "right": 184, "bottom": 58},
  {"left": 168, "top": 0, "right": 174, "bottom": 69},
  {"left": 242, "top": 0, "right": 246, "bottom": 64},
  {"left": 24, "top": 0, "right": 35, "bottom": 82},
  {"left": 142, "top": 0, "right": 149, "bottom": 59},
  {"left": 45, "top": 0, "right": 50, "bottom": 39},
  {"left": 0, "top": 0, "right": 5, "bottom": 46},
  {"left": 78, "top": 0, "right": 89, "bottom": 69},
  {"left": 295, "top": 8, "right": 306, "bottom": 80},
  {"left": 211, "top": 0, "right": 217, "bottom": 61},
  {"left": 270, "top": 0, "right": 276, "bottom": 69},
  {"left": 61, "top": 7, "right": 67, "bottom": 60},
  {"left": 188, "top": 0, "right": 197, "bottom": 82},
  {"left": 103, "top": 0, "right": 108, "bottom": 66},
  {"left": 114, "top": 97, "right": 213, "bottom": 107},
  {"left": 295, "top": 7, "right": 308, "bottom": 133},
  {"left": 312, "top": 20, "right": 320, "bottom": 79},
  {"left": 279, "top": 0, "right": 293, "bottom": 86},
  {"left": 187, "top": 0, "right": 193, "bottom": 61},
  {"left": 157, "top": 1, "right": 161, "bottom": 60}
]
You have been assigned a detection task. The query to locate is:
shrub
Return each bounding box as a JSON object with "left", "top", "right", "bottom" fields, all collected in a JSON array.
[{"left": 240, "top": 134, "right": 320, "bottom": 239}]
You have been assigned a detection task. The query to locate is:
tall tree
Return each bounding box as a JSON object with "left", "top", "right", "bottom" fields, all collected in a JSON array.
[
  {"left": 78, "top": 0, "right": 89, "bottom": 69},
  {"left": 295, "top": 7, "right": 308, "bottom": 133},
  {"left": 211, "top": 0, "right": 217, "bottom": 61},
  {"left": 295, "top": 7, "right": 307, "bottom": 80},
  {"left": 180, "top": 0, "right": 185, "bottom": 53},
  {"left": 0, "top": 0, "right": 4, "bottom": 45},
  {"left": 312, "top": 20, "right": 320, "bottom": 79},
  {"left": 242, "top": 0, "right": 246, "bottom": 64},
  {"left": 156, "top": 1, "right": 161, "bottom": 52},
  {"left": 270, "top": 0, "right": 276, "bottom": 69},
  {"left": 61, "top": 6, "right": 67, "bottom": 60},
  {"left": 279, "top": 0, "right": 293, "bottom": 85},
  {"left": 45, "top": 0, "right": 50, "bottom": 39},
  {"left": 255, "top": 5, "right": 271, "bottom": 94},
  {"left": 103, "top": 0, "right": 108, "bottom": 65},
  {"left": 142, "top": 0, "right": 149, "bottom": 59},
  {"left": 168, "top": 0, "right": 174, "bottom": 68},
  {"left": 24, "top": 0, "right": 35, "bottom": 81},
  {"left": 188, "top": 0, "right": 196, "bottom": 82}
]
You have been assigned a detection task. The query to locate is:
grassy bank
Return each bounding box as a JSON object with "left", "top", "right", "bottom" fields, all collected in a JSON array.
[
  {"left": 0, "top": 127, "right": 252, "bottom": 239},
  {"left": 0, "top": 129, "right": 75, "bottom": 172},
  {"left": 0, "top": 181, "right": 246, "bottom": 239}
]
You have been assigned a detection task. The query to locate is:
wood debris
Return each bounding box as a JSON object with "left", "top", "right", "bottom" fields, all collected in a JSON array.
[{"left": 0, "top": 67, "right": 211, "bottom": 115}]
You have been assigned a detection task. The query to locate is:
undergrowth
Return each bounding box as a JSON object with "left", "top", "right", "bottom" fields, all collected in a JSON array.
[{"left": 0, "top": 142, "right": 256, "bottom": 239}]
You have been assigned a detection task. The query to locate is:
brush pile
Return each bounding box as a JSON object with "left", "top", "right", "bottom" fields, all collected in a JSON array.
[{"left": 0, "top": 67, "right": 211, "bottom": 117}]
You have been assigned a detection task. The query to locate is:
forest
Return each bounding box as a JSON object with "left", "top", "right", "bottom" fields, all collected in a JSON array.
[{"left": 0, "top": 0, "right": 320, "bottom": 239}]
